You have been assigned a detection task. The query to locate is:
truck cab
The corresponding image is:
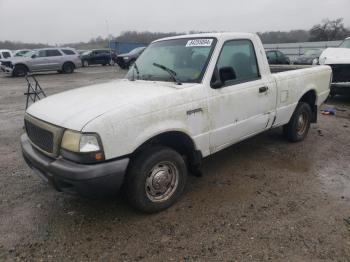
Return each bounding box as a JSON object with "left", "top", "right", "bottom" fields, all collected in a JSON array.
[{"left": 21, "top": 33, "right": 332, "bottom": 213}]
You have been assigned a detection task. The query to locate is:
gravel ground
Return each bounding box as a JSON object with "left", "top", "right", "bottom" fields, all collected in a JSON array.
[{"left": 0, "top": 66, "right": 349, "bottom": 261}]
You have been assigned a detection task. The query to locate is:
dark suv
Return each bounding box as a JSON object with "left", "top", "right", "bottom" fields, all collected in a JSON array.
[
  {"left": 266, "top": 50, "right": 290, "bottom": 65},
  {"left": 116, "top": 47, "right": 146, "bottom": 69},
  {"left": 81, "top": 49, "right": 117, "bottom": 67}
]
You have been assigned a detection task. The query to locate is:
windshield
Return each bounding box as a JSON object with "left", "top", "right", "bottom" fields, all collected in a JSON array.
[
  {"left": 129, "top": 47, "right": 145, "bottom": 55},
  {"left": 22, "top": 50, "right": 36, "bottom": 57},
  {"left": 340, "top": 39, "right": 350, "bottom": 48},
  {"left": 126, "top": 38, "right": 216, "bottom": 83},
  {"left": 303, "top": 49, "right": 322, "bottom": 56},
  {"left": 82, "top": 51, "right": 91, "bottom": 55}
]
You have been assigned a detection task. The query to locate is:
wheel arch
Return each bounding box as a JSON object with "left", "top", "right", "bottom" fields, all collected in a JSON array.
[
  {"left": 14, "top": 63, "right": 30, "bottom": 71},
  {"left": 298, "top": 89, "right": 317, "bottom": 123},
  {"left": 131, "top": 130, "right": 202, "bottom": 169}
]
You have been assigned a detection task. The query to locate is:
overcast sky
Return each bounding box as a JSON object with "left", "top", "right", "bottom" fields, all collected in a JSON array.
[{"left": 0, "top": 0, "right": 349, "bottom": 44}]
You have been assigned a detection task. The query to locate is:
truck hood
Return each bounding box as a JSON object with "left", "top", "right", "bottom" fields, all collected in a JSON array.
[
  {"left": 1, "top": 56, "right": 33, "bottom": 65},
  {"left": 319, "top": 48, "right": 350, "bottom": 64},
  {"left": 26, "top": 79, "right": 192, "bottom": 130}
]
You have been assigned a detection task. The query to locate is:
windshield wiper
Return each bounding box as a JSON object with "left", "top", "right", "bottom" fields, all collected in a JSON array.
[
  {"left": 152, "top": 62, "right": 182, "bottom": 85},
  {"left": 131, "top": 62, "right": 140, "bottom": 81}
]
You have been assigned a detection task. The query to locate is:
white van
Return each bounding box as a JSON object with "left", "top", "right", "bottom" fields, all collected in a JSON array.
[{"left": 0, "top": 49, "right": 12, "bottom": 60}]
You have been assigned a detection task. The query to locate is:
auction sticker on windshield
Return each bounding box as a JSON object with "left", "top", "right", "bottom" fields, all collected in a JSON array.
[{"left": 186, "top": 39, "right": 213, "bottom": 47}]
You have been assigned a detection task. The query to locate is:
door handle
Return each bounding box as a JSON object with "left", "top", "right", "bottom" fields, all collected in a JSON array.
[{"left": 259, "top": 86, "right": 268, "bottom": 93}]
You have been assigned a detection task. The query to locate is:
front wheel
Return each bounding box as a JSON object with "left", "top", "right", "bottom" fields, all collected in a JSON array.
[
  {"left": 283, "top": 102, "right": 312, "bottom": 142},
  {"left": 125, "top": 146, "right": 188, "bottom": 213},
  {"left": 12, "top": 64, "right": 28, "bottom": 77}
]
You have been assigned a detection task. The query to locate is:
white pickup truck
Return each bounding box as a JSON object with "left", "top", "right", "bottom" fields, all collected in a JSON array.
[
  {"left": 21, "top": 33, "right": 332, "bottom": 213},
  {"left": 319, "top": 37, "right": 350, "bottom": 96}
]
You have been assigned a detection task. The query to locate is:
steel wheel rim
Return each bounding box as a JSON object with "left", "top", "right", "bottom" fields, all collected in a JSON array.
[
  {"left": 145, "top": 161, "right": 179, "bottom": 202},
  {"left": 296, "top": 112, "right": 308, "bottom": 135}
]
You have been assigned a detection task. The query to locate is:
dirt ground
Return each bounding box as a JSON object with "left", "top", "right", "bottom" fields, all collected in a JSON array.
[{"left": 0, "top": 66, "right": 349, "bottom": 261}]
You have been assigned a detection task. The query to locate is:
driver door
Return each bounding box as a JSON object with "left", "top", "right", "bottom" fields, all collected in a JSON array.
[
  {"left": 28, "top": 50, "right": 49, "bottom": 71},
  {"left": 207, "top": 39, "right": 276, "bottom": 153}
]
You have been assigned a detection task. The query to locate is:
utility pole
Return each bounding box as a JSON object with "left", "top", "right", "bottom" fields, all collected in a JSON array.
[{"left": 105, "top": 19, "right": 113, "bottom": 64}]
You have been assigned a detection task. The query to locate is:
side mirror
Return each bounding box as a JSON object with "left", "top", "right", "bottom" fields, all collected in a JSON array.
[
  {"left": 31, "top": 54, "right": 36, "bottom": 59},
  {"left": 211, "top": 80, "right": 224, "bottom": 89},
  {"left": 211, "top": 66, "right": 236, "bottom": 89}
]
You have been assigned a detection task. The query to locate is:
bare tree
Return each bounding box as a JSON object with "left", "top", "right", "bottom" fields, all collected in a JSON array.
[{"left": 309, "top": 18, "right": 350, "bottom": 41}]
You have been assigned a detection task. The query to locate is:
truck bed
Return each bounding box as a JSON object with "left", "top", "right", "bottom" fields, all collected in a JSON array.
[{"left": 270, "top": 64, "right": 312, "bottom": 73}]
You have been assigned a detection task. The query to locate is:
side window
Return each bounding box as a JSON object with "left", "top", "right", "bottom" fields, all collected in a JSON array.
[
  {"left": 37, "top": 50, "right": 47, "bottom": 57},
  {"left": 46, "top": 49, "right": 62, "bottom": 57},
  {"left": 276, "top": 51, "right": 283, "bottom": 58},
  {"left": 62, "top": 49, "right": 75, "bottom": 55},
  {"left": 216, "top": 40, "right": 260, "bottom": 85},
  {"left": 3, "top": 52, "right": 11, "bottom": 58},
  {"left": 266, "top": 51, "right": 277, "bottom": 61}
]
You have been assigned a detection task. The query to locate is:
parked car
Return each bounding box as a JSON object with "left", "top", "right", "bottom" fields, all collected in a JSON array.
[
  {"left": 116, "top": 47, "right": 146, "bottom": 69},
  {"left": 13, "top": 49, "right": 32, "bottom": 57},
  {"left": 266, "top": 50, "right": 290, "bottom": 64},
  {"left": 21, "top": 32, "right": 331, "bottom": 213},
  {"left": 77, "top": 50, "right": 88, "bottom": 56},
  {"left": 0, "top": 49, "right": 12, "bottom": 60},
  {"left": 294, "top": 49, "right": 323, "bottom": 65},
  {"left": 80, "top": 49, "right": 117, "bottom": 67},
  {"left": 319, "top": 37, "right": 350, "bottom": 96},
  {"left": 0, "top": 48, "right": 81, "bottom": 76}
]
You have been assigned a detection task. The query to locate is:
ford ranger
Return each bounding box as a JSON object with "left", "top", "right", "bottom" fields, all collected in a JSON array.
[{"left": 21, "top": 33, "right": 332, "bottom": 213}]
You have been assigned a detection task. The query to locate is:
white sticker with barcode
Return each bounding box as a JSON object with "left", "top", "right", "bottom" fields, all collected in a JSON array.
[{"left": 186, "top": 39, "right": 213, "bottom": 47}]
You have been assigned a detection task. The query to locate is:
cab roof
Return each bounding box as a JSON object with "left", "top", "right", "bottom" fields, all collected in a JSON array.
[{"left": 153, "top": 32, "right": 257, "bottom": 43}]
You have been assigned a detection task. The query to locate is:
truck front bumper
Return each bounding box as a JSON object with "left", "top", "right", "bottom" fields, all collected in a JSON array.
[
  {"left": 0, "top": 65, "right": 13, "bottom": 74},
  {"left": 21, "top": 134, "right": 129, "bottom": 197},
  {"left": 331, "top": 82, "right": 350, "bottom": 96}
]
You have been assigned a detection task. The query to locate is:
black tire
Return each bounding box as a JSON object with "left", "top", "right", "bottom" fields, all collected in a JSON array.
[
  {"left": 108, "top": 59, "right": 115, "bottom": 66},
  {"left": 62, "top": 62, "right": 74, "bottom": 74},
  {"left": 283, "top": 102, "right": 312, "bottom": 142},
  {"left": 125, "top": 146, "right": 188, "bottom": 213},
  {"left": 127, "top": 59, "right": 135, "bottom": 69},
  {"left": 12, "top": 64, "right": 28, "bottom": 77}
]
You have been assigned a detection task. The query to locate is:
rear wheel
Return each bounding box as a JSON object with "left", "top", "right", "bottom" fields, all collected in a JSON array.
[
  {"left": 109, "top": 59, "right": 115, "bottom": 66},
  {"left": 62, "top": 62, "right": 74, "bottom": 74},
  {"left": 283, "top": 102, "right": 312, "bottom": 142},
  {"left": 12, "top": 64, "right": 28, "bottom": 77},
  {"left": 126, "top": 146, "right": 187, "bottom": 213}
]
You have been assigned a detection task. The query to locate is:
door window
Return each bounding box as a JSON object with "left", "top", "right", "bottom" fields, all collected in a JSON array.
[
  {"left": 46, "top": 49, "right": 62, "bottom": 57},
  {"left": 37, "top": 50, "right": 48, "bottom": 57},
  {"left": 276, "top": 51, "right": 284, "bottom": 58},
  {"left": 62, "top": 49, "right": 75, "bottom": 55},
  {"left": 266, "top": 51, "right": 277, "bottom": 62},
  {"left": 3, "top": 52, "right": 11, "bottom": 58},
  {"left": 216, "top": 40, "right": 260, "bottom": 85}
]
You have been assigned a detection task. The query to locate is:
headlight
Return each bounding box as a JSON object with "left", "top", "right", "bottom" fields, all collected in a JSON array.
[
  {"left": 61, "top": 130, "right": 104, "bottom": 163},
  {"left": 80, "top": 135, "right": 100, "bottom": 152},
  {"left": 123, "top": 56, "right": 129, "bottom": 60}
]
